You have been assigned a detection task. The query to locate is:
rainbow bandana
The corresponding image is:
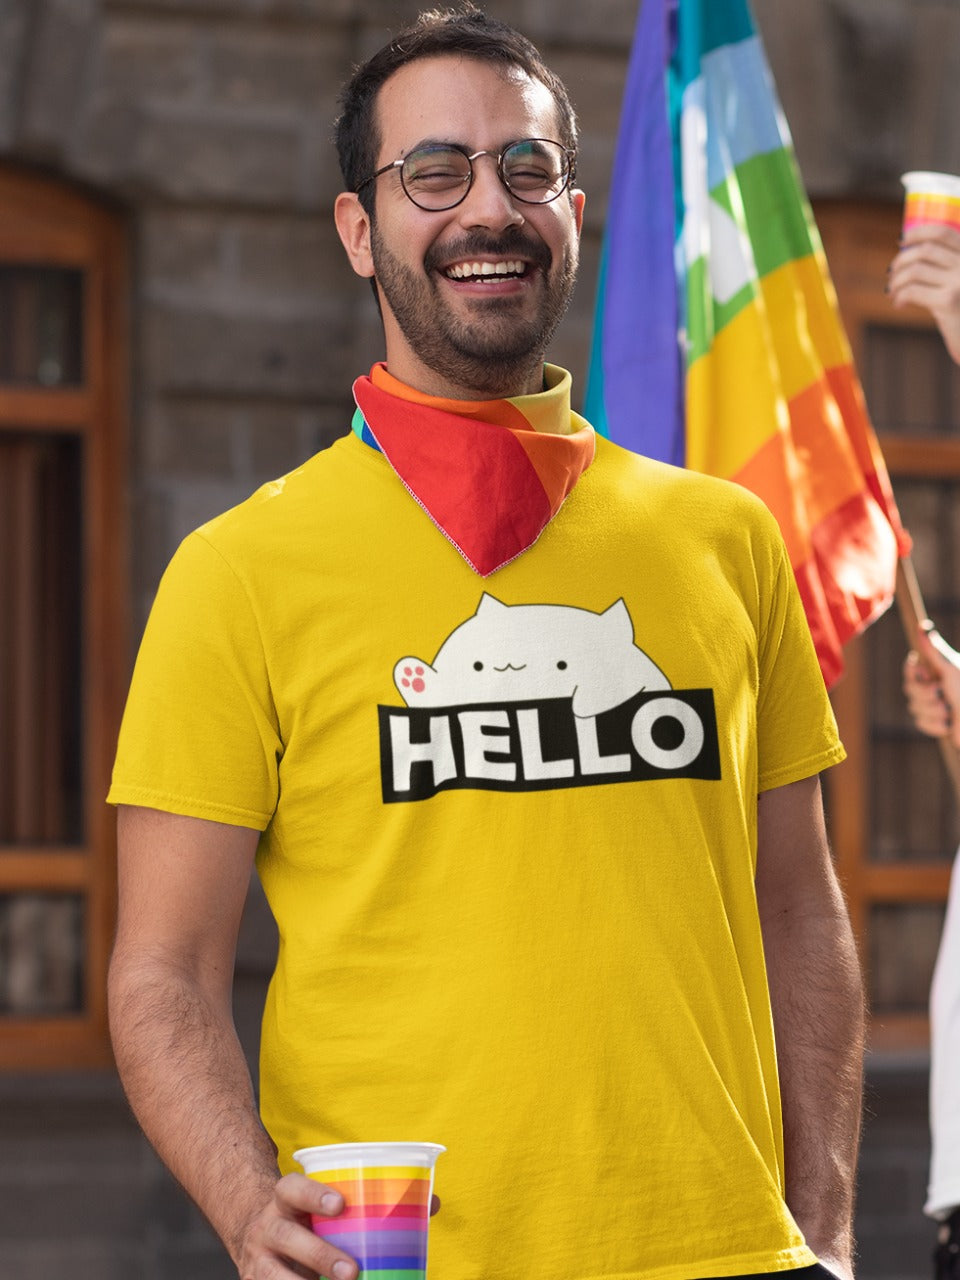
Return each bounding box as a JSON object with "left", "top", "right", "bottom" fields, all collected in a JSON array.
[{"left": 352, "top": 363, "right": 595, "bottom": 576}]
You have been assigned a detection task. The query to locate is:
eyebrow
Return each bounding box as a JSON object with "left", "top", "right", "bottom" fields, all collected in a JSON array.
[
  {"left": 395, "top": 137, "right": 554, "bottom": 159},
  {"left": 400, "top": 138, "right": 466, "bottom": 155}
]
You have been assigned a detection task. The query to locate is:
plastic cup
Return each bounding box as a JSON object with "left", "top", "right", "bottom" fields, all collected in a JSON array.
[
  {"left": 293, "top": 1141, "right": 445, "bottom": 1280},
  {"left": 902, "top": 171, "right": 960, "bottom": 234}
]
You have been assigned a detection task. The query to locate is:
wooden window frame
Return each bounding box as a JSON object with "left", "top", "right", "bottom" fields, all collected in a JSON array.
[
  {"left": 816, "top": 198, "right": 956, "bottom": 1051},
  {"left": 0, "top": 168, "right": 128, "bottom": 1068}
]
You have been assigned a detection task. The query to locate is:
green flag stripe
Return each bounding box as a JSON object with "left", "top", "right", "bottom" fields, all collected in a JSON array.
[
  {"left": 685, "top": 256, "right": 756, "bottom": 365},
  {"left": 710, "top": 147, "right": 820, "bottom": 281}
]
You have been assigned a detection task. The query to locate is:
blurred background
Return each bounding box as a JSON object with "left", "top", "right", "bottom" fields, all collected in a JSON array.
[{"left": 1, "top": 0, "right": 959, "bottom": 1275}]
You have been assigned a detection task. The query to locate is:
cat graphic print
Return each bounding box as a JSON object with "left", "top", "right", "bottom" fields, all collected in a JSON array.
[{"left": 379, "top": 595, "right": 721, "bottom": 803}]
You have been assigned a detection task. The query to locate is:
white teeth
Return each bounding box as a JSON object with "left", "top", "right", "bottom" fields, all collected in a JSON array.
[{"left": 445, "top": 259, "right": 526, "bottom": 280}]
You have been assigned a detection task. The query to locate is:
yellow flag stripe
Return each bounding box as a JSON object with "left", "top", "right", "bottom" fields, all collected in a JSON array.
[{"left": 686, "top": 251, "right": 851, "bottom": 479}]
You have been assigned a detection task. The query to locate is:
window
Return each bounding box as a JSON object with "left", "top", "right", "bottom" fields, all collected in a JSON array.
[
  {"left": 0, "top": 168, "right": 127, "bottom": 1067},
  {"left": 817, "top": 200, "right": 960, "bottom": 1049}
]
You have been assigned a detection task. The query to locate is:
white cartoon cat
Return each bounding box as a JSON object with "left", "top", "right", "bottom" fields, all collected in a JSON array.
[{"left": 393, "top": 594, "right": 670, "bottom": 718}]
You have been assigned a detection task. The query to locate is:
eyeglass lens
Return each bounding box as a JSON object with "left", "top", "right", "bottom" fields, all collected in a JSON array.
[{"left": 400, "top": 140, "right": 570, "bottom": 209}]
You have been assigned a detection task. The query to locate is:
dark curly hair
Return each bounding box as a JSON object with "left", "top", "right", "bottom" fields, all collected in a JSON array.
[{"left": 334, "top": 4, "right": 578, "bottom": 218}]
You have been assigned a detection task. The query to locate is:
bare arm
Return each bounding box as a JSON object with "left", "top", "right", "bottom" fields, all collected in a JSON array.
[
  {"left": 755, "top": 775, "right": 864, "bottom": 1280},
  {"left": 108, "top": 805, "right": 359, "bottom": 1280}
]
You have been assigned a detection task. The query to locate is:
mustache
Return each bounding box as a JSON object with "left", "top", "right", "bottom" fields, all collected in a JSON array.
[{"left": 424, "top": 229, "right": 552, "bottom": 273}]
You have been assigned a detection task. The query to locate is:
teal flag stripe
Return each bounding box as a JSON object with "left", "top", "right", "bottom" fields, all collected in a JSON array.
[
  {"left": 672, "top": 0, "right": 756, "bottom": 95},
  {"left": 583, "top": 238, "right": 612, "bottom": 438}
]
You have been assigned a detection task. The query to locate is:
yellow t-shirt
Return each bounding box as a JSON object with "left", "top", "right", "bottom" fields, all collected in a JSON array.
[{"left": 109, "top": 430, "right": 844, "bottom": 1280}]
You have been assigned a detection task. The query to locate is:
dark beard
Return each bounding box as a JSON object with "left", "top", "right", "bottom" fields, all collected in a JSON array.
[{"left": 370, "top": 225, "right": 578, "bottom": 397}]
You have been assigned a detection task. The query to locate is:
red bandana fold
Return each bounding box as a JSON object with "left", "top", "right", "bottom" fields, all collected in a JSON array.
[{"left": 352, "top": 363, "right": 596, "bottom": 576}]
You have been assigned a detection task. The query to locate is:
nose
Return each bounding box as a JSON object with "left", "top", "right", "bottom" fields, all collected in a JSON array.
[{"left": 456, "top": 153, "right": 524, "bottom": 231}]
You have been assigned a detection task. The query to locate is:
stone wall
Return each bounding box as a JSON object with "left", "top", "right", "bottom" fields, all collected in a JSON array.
[
  {"left": 3, "top": 0, "right": 958, "bottom": 624},
  {"left": 1, "top": 0, "right": 958, "bottom": 1275},
  {"left": 757, "top": 0, "right": 960, "bottom": 197},
  {"left": 0, "top": 0, "right": 636, "bottom": 632}
]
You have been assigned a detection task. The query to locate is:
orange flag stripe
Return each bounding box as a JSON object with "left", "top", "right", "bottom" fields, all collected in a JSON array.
[
  {"left": 686, "top": 252, "right": 852, "bottom": 480},
  {"left": 729, "top": 366, "right": 909, "bottom": 567}
]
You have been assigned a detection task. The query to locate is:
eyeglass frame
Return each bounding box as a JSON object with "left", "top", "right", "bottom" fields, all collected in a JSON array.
[{"left": 355, "top": 138, "right": 578, "bottom": 211}]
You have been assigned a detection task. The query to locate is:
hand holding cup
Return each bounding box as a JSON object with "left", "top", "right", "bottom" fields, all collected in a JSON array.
[
  {"left": 294, "top": 1141, "right": 446, "bottom": 1280},
  {"left": 888, "top": 171, "right": 960, "bottom": 363}
]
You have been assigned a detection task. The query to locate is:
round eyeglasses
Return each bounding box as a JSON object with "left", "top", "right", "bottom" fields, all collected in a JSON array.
[{"left": 356, "top": 138, "right": 577, "bottom": 212}]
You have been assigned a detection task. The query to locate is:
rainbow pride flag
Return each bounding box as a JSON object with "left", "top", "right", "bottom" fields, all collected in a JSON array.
[{"left": 586, "top": 0, "right": 911, "bottom": 686}]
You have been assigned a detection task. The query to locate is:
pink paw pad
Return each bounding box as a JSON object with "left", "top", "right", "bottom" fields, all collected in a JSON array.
[{"left": 401, "top": 665, "right": 426, "bottom": 694}]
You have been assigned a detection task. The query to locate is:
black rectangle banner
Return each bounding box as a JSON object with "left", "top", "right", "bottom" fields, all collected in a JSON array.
[{"left": 379, "top": 688, "right": 721, "bottom": 803}]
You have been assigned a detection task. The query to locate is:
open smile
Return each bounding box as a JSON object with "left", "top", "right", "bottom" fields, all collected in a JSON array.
[{"left": 443, "top": 259, "right": 530, "bottom": 282}]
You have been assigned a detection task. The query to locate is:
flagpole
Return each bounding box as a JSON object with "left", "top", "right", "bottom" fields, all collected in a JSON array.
[{"left": 895, "top": 556, "right": 960, "bottom": 803}]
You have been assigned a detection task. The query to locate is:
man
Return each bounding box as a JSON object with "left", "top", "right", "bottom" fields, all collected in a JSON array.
[
  {"left": 893, "top": 217, "right": 960, "bottom": 1280},
  {"left": 107, "top": 8, "right": 863, "bottom": 1280}
]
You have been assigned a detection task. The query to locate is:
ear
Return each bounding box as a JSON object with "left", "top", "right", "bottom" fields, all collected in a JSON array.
[
  {"left": 334, "top": 191, "right": 376, "bottom": 279},
  {"left": 601, "top": 598, "right": 634, "bottom": 641},
  {"left": 570, "top": 188, "right": 586, "bottom": 237},
  {"left": 476, "top": 593, "right": 508, "bottom": 618}
]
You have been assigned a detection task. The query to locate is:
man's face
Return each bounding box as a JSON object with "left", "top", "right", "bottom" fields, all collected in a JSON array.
[{"left": 338, "top": 55, "right": 585, "bottom": 399}]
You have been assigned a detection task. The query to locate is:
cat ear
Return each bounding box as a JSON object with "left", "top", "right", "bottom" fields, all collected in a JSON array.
[
  {"left": 600, "top": 598, "right": 635, "bottom": 641},
  {"left": 476, "top": 593, "right": 508, "bottom": 618}
]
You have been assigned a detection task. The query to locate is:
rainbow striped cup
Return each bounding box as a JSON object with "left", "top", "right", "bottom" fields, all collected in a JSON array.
[
  {"left": 293, "top": 1141, "right": 445, "bottom": 1280},
  {"left": 902, "top": 171, "right": 960, "bottom": 234}
]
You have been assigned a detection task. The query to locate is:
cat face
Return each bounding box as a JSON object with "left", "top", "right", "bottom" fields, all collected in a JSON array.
[{"left": 394, "top": 594, "right": 670, "bottom": 717}]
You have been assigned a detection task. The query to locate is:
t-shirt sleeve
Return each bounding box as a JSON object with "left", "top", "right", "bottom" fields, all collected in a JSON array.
[
  {"left": 107, "top": 530, "right": 282, "bottom": 829},
  {"left": 754, "top": 516, "right": 846, "bottom": 792}
]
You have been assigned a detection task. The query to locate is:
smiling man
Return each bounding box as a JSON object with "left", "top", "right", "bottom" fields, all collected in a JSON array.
[
  {"left": 334, "top": 53, "right": 583, "bottom": 399},
  {"left": 107, "top": 8, "right": 864, "bottom": 1280}
]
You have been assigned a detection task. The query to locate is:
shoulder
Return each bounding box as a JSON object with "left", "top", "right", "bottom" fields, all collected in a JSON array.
[
  {"left": 152, "top": 439, "right": 354, "bottom": 606},
  {"left": 592, "top": 435, "right": 781, "bottom": 537},
  {"left": 199, "top": 443, "right": 343, "bottom": 543},
  {"left": 181, "top": 435, "right": 374, "bottom": 574}
]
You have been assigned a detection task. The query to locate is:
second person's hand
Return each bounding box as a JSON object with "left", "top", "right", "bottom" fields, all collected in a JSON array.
[{"left": 888, "top": 224, "right": 960, "bottom": 364}]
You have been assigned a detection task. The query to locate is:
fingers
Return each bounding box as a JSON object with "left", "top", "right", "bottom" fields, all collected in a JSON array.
[
  {"left": 888, "top": 227, "right": 960, "bottom": 360},
  {"left": 274, "top": 1172, "right": 344, "bottom": 1219},
  {"left": 276, "top": 1175, "right": 359, "bottom": 1280},
  {"left": 902, "top": 676, "right": 952, "bottom": 739},
  {"left": 900, "top": 224, "right": 960, "bottom": 253},
  {"left": 903, "top": 634, "right": 960, "bottom": 742},
  {"left": 240, "top": 1176, "right": 440, "bottom": 1279},
  {"left": 888, "top": 228, "right": 960, "bottom": 297},
  {"left": 240, "top": 1174, "right": 360, "bottom": 1280}
]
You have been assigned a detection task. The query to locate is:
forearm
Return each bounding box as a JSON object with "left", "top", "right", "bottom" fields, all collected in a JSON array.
[
  {"left": 763, "top": 898, "right": 864, "bottom": 1274},
  {"left": 108, "top": 952, "right": 278, "bottom": 1266}
]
